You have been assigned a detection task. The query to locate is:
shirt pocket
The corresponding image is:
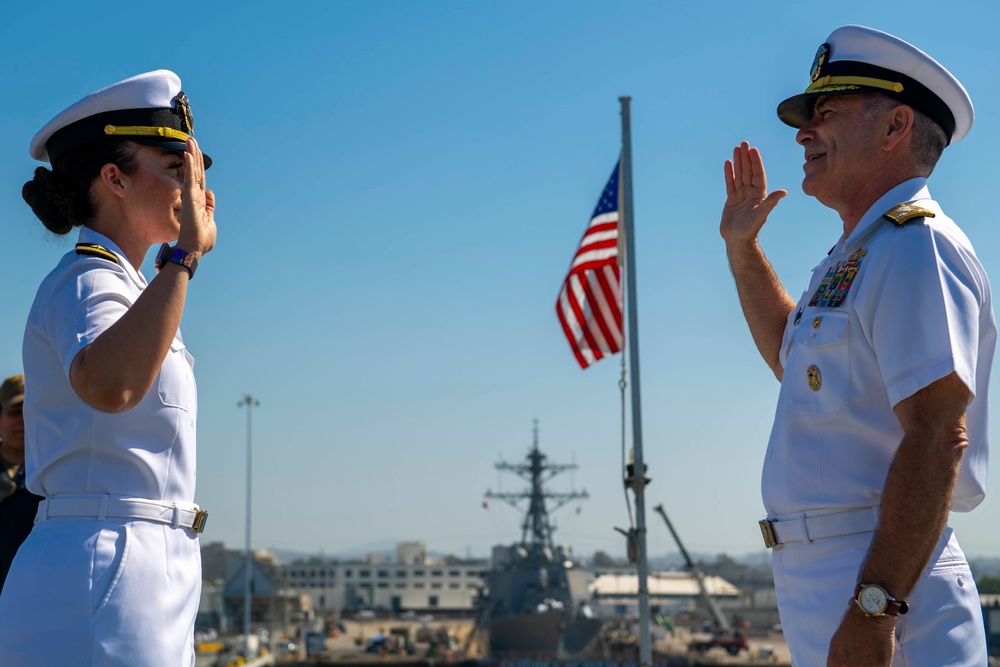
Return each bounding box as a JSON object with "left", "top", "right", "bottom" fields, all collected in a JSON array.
[
  {"left": 156, "top": 339, "right": 195, "bottom": 412},
  {"left": 783, "top": 310, "right": 851, "bottom": 414}
]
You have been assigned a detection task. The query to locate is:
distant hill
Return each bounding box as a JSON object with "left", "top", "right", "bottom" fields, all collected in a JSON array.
[
  {"left": 266, "top": 540, "right": 397, "bottom": 565},
  {"left": 261, "top": 542, "right": 999, "bottom": 590},
  {"left": 970, "top": 556, "right": 1000, "bottom": 579},
  {"left": 650, "top": 550, "right": 771, "bottom": 569}
]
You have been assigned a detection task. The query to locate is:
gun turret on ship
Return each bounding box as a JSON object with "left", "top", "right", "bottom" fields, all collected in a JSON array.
[{"left": 476, "top": 422, "right": 605, "bottom": 659}]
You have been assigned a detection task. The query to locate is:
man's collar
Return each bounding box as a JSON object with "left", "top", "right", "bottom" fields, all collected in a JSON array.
[{"left": 836, "top": 178, "right": 930, "bottom": 252}]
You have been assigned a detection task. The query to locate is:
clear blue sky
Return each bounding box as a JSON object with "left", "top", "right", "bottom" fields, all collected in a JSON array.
[{"left": 2, "top": 1, "right": 999, "bottom": 561}]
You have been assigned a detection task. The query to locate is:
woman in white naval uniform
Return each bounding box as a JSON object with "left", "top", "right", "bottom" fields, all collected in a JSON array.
[{"left": 0, "top": 71, "right": 216, "bottom": 666}]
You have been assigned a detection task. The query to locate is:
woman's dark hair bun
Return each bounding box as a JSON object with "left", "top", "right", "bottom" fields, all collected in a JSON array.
[
  {"left": 22, "top": 139, "right": 139, "bottom": 236},
  {"left": 22, "top": 167, "right": 78, "bottom": 236}
]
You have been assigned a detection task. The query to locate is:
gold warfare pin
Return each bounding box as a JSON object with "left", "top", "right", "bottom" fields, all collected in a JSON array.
[{"left": 807, "top": 365, "right": 822, "bottom": 391}]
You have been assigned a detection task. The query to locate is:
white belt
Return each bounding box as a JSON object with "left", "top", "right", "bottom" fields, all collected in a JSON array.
[
  {"left": 759, "top": 507, "right": 878, "bottom": 548},
  {"left": 36, "top": 495, "right": 208, "bottom": 534}
]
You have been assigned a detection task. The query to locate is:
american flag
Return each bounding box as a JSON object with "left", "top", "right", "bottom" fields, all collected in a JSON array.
[{"left": 556, "top": 161, "right": 624, "bottom": 369}]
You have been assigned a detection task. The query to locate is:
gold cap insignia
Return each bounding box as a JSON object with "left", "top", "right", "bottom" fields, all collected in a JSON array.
[
  {"left": 810, "top": 43, "right": 829, "bottom": 84},
  {"left": 883, "top": 204, "right": 935, "bottom": 227},
  {"left": 807, "top": 365, "right": 822, "bottom": 391},
  {"left": 174, "top": 91, "right": 194, "bottom": 134}
]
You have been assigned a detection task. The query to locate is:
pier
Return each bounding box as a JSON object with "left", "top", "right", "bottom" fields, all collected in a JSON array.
[{"left": 194, "top": 618, "right": 791, "bottom": 666}]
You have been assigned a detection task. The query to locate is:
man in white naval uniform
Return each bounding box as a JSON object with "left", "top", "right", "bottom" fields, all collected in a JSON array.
[{"left": 720, "top": 25, "right": 995, "bottom": 666}]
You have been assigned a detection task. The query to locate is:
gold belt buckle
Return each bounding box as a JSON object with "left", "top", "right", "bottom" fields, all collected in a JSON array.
[
  {"left": 759, "top": 519, "right": 777, "bottom": 549},
  {"left": 191, "top": 509, "right": 209, "bottom": 534}
]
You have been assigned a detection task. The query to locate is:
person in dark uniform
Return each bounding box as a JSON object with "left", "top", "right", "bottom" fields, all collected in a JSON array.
[{"left": 0, "top": 374, "right": 41, "bottom": 592}]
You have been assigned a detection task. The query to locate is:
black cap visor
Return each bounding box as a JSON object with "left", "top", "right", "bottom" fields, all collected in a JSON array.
[
  {"left": 776, "top": 60, "right": 956, "bottom": 139},
  {"left": 777, "top": 88, "right": 872, "bottom": 128},
  {"left": 128, "top": 137, "right": 213, "bottom": 169},
  {"left": 47, "top": 107, "right": 212, "bottom": 168}
]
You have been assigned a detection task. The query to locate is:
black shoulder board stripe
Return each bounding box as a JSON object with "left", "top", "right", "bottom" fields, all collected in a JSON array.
[
  {"left": 882, "top": 203, "right": 936, "bottom": 227},
  {"left": 75, "top": 243, "right": 119, "bottom": 264}
]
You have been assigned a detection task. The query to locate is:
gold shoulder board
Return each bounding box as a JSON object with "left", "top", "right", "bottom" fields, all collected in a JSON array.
[
  {"left": 882, "top": 204, "right": 936, "bottom": 227},
  {"left": 75, "top": 243, "right": 119, "bottom": 264}
]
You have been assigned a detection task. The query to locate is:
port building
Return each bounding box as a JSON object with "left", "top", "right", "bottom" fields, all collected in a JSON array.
[{"left": 281, "top": 542, "right": 488, "bottom": 615}]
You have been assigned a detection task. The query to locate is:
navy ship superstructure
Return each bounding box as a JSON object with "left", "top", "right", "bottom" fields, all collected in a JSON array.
[{"left": 478, "top": 423, "right": 604, "bottom": 658}]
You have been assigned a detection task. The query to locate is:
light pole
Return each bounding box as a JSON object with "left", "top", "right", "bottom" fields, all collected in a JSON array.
[{"left": 238, "top": 394, "right": 260, "bottom": 658}]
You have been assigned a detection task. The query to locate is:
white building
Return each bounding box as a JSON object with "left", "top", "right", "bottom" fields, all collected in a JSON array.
[
  {"left": 589, "top": 571, "right": 744, "bottom": 617},
  {"left": 281, "top": 543, "right": 488, "bottom": 615},
  {"left": 396, "top": 542, "right": 428, "bottom": 565}
]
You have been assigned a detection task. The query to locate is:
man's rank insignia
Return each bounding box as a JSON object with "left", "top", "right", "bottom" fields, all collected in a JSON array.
[
  {"left": 883, "top": 203, "right": 935, "bottom": 227},
  {"left": 809, "top": 248, "right": 867, "bottom": 308},
  {"left": 810, "top": 43, "right": 829, "bottom": 84}
]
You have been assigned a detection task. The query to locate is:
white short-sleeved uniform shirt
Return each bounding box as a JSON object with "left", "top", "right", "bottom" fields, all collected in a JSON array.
[
  {"left": 763, "top": 178, "right": 996, "bottom": 517},
  {"left": 22, "top": 227, "right": 197, "bottom": 502}
]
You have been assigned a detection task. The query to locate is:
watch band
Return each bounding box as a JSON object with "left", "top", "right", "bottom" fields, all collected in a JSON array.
[
  {"left": 155, "top": 243, "right": 198, "bottom": 278},
  {"left": 854, "top": 583, "right": 909, "bottom": 617}
]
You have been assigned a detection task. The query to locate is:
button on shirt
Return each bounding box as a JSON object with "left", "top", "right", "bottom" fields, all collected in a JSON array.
[
  {"left": 763, "top": 178, "right": 996, "bottom": 516},
  {"left": 22, "top": 228, "right": 198, "bottom": 502}
]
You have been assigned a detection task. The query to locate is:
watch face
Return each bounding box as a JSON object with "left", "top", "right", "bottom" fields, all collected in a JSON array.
[{"left": 858, "top": 585, "right": 888, "bottom": 615}]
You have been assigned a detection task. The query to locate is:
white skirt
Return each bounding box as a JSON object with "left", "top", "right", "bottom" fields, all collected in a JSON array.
[{"left": 0, "top": 516, "right": 201, "bottom": 666}]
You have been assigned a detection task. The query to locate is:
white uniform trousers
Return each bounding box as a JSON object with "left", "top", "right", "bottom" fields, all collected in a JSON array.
[
  {"left": 0, "top": 516, "right": 201, "bottom": 666},
  {"left": 772, "top": 526, "right": 986, "bottom": 666}
]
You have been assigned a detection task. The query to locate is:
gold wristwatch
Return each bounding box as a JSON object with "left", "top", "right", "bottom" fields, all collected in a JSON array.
[{"left": 854, "top": 583, "right": 908, "bottom": 617}]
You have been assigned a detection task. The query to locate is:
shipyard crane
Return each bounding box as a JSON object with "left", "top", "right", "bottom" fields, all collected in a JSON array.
[{"left": 653, "top": 504, "right": 746, "bottom": 656}]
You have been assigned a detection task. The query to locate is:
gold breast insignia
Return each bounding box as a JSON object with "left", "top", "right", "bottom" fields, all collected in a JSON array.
[{"left": 807, "top": 365, "right": 822, "bottom": 391}]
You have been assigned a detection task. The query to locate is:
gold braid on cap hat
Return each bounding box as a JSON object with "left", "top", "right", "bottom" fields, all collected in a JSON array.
[
  {"left": 100, "top": 92, "right": 194, "bottom": 144},
  {"left": 102, "top": 125, "right": 190, "bottom": 142},
  {"left": 807, "top": 75, "right": 904, "bottom": 94}
]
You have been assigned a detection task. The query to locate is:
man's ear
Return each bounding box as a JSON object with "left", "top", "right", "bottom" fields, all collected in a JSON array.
[
  {"left": 883, "top": 104, "right": 915, "bottom": 152},
  {"left": 96, "top": 163, "right": 128, "bottom": 199}
]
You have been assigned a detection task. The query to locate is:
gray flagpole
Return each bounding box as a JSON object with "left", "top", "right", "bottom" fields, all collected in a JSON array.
[{"left": 619, "top": 96, "right": 652, "bottom": 666}]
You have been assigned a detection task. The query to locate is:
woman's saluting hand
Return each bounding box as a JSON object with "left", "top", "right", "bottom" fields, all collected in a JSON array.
[{"left": 178, "top": 137, "right": 216, "bottom": 258}]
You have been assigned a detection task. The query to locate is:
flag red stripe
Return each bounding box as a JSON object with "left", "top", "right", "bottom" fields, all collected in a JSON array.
[
  {"left": 570, "top": 258, "right": 618, "bottom": 275},
  {"left": 556, "top": 262, "right": 623, "bottom": 368},
  {"left": 580, "top": 271, "right": 619, "bottom": 352},
  {"left": 574, "top": 236, "right": 619, "bottom": 258},
  {"left": 598, "top": 264, "right": 623, "bottom": 331},
  {"left": 565, "top": 274, "right": 606, "bottom": 363},
  {"left": 556, "top": 298, "right": 589, "bottom": 368},
  {"left": 593, "top": 271, "right": 623, "bottom": 348},
  {"left": 557, "top": 279, "right": 602, "bottom": 368},
  {"left": 583, "top": 220, "right": 619, "bottom": 235}
]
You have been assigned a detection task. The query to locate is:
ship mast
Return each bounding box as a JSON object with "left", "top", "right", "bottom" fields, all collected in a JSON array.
[{"left": 485, "top": 420, "right": 589, "bottom": 552}]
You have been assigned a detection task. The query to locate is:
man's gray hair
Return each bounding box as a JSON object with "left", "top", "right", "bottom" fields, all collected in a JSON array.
[{"left": 863, "top": 93, "right": 947, "bottom": 175}]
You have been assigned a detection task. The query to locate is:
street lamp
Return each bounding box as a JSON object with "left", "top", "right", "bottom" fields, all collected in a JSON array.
[{"left": 238, "top": 394, "right": 260, "bottom": 658}]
